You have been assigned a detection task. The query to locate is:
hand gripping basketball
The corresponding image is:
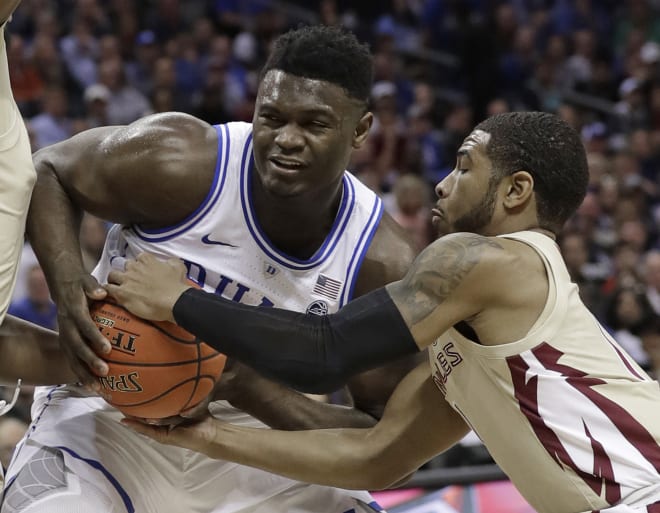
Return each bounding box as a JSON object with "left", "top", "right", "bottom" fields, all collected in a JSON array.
[{"left": 90, "top": 300, "right": 226, "bottom": 419}]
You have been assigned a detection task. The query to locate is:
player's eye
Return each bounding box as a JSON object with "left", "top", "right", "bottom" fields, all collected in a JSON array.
[{"left": 260, "top": 113, "right": 282, "bottom": 124}]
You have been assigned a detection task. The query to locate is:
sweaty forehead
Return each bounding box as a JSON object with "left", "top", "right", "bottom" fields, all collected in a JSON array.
[
  {"left": 258, "top": 70, "right": 358, "bottom": 113},
  {"left": 459, "top": 129, "right": 492, "bottom": 157}
]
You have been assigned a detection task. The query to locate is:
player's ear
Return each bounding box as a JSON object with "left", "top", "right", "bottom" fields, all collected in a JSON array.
[
  {"left": 352, "top": 111, "right": 373, "bottom": 149},
  {"left": 503, "top": 170, "right": 534, "bottom": 208}
]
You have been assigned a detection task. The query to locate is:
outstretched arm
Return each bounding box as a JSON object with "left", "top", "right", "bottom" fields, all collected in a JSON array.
[
  {"left": 123, "top": 362, "right": 470, "bottom": 490},
  {"left": 107, "top": 234, "right": 500, "bottom": 393},
  {"left": 0, "top": 315, "right": 76, "bottom": 385}
]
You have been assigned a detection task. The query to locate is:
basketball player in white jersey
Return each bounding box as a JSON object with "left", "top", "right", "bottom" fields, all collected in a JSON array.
[
  {"left": 2, "top": 26, "right": 419, "bottom": 513},
  {"left": 110, "top": 112, "right": 660, "bottom": 513}
]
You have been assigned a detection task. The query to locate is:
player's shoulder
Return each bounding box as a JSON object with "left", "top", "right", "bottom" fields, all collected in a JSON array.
[
  {"left": 356, "top": 212, "right": 418, "bottom": 292},
  {"left": 95, "top": 112, "right": 219, "bottom": 171},
  {"left": 410, "top": 232, "right": 521, "bottom": 298},
  {"left": 423, "top": 232, "right": 511, "bottom": 268},
  {"left": 220, "top": 120, "right": 253, "bottom": 139},
  {"left": 125, "top": 112, "right": 216, "bottom": 144}
]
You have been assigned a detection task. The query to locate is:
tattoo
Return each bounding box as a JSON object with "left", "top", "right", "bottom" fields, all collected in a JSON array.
[{"left": 390, "top": 234, "right": 503, "bottom": 326}]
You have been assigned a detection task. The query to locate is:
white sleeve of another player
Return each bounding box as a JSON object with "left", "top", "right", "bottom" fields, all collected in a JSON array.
[{"left": 0, "top": 23, "right": 37, "bottom": 323}]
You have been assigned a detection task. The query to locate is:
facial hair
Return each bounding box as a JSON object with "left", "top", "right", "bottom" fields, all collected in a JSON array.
[{"left": 452, "top": 174, "right": 499, "bottom": 234}]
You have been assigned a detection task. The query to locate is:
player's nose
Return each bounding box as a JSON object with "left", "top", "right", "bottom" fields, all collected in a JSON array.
[
  {"left": 274, "top": 124, "right": 305, "bottom": 151},
  {"left": 435, "top": 177, "right": 450, "bottom": 198}
]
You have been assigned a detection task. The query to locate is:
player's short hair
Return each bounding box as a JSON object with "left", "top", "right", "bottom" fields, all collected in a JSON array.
[
  {"left": 261, "top": 25, "right": 373, "bottom": 105},
  {"left": 476, "top": 112, "right": 588, "bottom": 234}
]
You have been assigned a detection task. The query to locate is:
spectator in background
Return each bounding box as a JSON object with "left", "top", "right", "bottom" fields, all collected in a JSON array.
[
  {"left": 208, "top": 0, "right": 274, "bottom": 39},
  {"left": 150, "top": 56, "right": 191, "bottom": 112},
  {"left": 30, "top": 31, "right": 75, "bottom": 93},
  {"left": 73, "top": 0, "right": 112, "bottom": 36},
  {"left": 145, "top": 0, "right": 192, "bottom": 42},
  {"left": 565, "top": 29, "right": 597, "bottom": 91},
  {"left": 643, "top": 249, "right": 660, "bottom": 315},
  {"left": 386, "top": 174, "right": 434, "bottom": 254},
  {"left": 201, "top": 34, "right": 250, "bottom": 117},
  {"left": 168, "top": 33, "right": 204, "bottom": 102},
  {"left": 82, "top": 83, "right": 110, "bottom": 128},
  {"left": 559, "top": 229, "right": 607, "bottom": 318},
  {"left": 192, "top": 58, "right": 232, "bottom": 124},
  {"left": 437, "top": 103, "right": 474, "bottom": 174},
  {"left": 486, "top": 97, "right": 511, "bottom": 117},
  {"left": 7, "top": 34, "right": 43, "bottom": 117},
  {"left": 98, "top": 34, "right": 123, "bottom": 63},
  {"left": 603, "top": 241, "right": 644, "bottom": 294},
  {"left": 404, "top": 105, "right": 446, "bottom": 186},
  {"left": 96, "top": 57, "right": 151, "bottom": 124},
  {"left": 581, "top": 121, "right": 610, "bottom": 155},
  {"left": 556, "top": 102, "right": 582, "bottom": 131},
  {"left": 126, "top": 30, "right": 160, "bottom": 97},
  {"left": 59, "top": 16, "right": 99, "bottom": 91},
  {"left": 29, "top": 86, "right": 72, "bottom": 150},
  {"left": 604, "top": 285, "right": 658, "bottom": 372},
  {"left": 614, "top": 77, "right": 649, "bottom": 134},
  {"left": 8, "top": 264, "right": 57, "bottom": 331},
  {"left": 368, "top": 80, "right": 408, "bottom": 189}
]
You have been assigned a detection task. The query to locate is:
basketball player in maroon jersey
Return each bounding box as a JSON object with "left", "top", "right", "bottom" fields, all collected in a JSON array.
[{"left": 113, "top": 112, "right": 660, "bottom": 513}]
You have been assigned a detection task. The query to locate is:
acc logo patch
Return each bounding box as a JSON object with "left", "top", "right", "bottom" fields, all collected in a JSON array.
[{"left": 306, "top": 300, "right": 329, "bottom": 316}]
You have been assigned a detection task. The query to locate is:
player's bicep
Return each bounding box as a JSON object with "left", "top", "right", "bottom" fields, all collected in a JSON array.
[
  {"left": 35, "top": 113, "right": 217, "bottom": 226},
  {"left": 386, "top": 233, "right": 504, "bottom": 348}
]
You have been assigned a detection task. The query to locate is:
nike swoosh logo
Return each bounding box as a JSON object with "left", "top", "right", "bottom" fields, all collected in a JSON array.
[{"left": 201, "top": 234, "right": 238, "bottom": 248}]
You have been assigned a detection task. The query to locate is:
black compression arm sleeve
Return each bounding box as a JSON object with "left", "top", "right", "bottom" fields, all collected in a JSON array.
[{"left": 172, "top": 287, "right": 418, "bottom": 394}]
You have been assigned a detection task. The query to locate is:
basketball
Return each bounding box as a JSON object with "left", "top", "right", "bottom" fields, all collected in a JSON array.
[{"left": 90, "top": 300, "right": 227, "bottom": 419}]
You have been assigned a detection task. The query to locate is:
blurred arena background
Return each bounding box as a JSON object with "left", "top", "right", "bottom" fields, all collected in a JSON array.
[{"left": 1, "top": 1, "right": 659, "bottom": 511}]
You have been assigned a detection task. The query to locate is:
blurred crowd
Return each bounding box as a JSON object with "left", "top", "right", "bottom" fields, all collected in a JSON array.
[{"left": 1, "top": 0, "right": 659, "bottom": 473}]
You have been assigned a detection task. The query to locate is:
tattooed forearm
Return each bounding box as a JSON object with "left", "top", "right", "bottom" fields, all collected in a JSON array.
[{"left": 388, "top": 233, "right": 502, "bottom": 325}]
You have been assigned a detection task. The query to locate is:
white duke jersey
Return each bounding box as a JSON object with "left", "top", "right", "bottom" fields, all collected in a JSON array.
[
  {"left": 90, "top": 120, "right": 383, "bottom": 422},
  {"left": 429, "top": 231, "right": 660, "bottom": 513},
  {"left": 16, "top": 121, "right": 384, "bottom": 513},
  {"left": 36, "top": 121, "right": 383, "bottom": 409}
]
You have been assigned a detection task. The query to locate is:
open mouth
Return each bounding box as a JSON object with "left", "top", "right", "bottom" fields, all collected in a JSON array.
[{"left": 269, "top": 157, "right": 305, "bottom": 171}]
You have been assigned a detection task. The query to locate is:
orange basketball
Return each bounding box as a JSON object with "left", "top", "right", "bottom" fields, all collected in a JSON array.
[{"left": 90, "top": 301, "right": 226, "bottom": 419}]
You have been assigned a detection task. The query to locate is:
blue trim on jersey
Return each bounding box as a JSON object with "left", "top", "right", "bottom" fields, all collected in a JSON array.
[
  {"left": 240, "top": 135, "right": 356, "bottom": 270},
  {"left": 367, "top": 501, "right": 385, "bottom": 512},
  {"left": 340, "top": 194, "right": 383, "bottom": 306},
  {"left": 28, "top": 386, "right": 62, "bottom": 436},
  {"left": 56, "top": 446, "right": 135, "bottom": 513},
  {"left": 132, "top": 123, "right": 230, "bottom": 242},
  {"left": 341, "top": 504, "right": 383, "bottom": 513}
]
